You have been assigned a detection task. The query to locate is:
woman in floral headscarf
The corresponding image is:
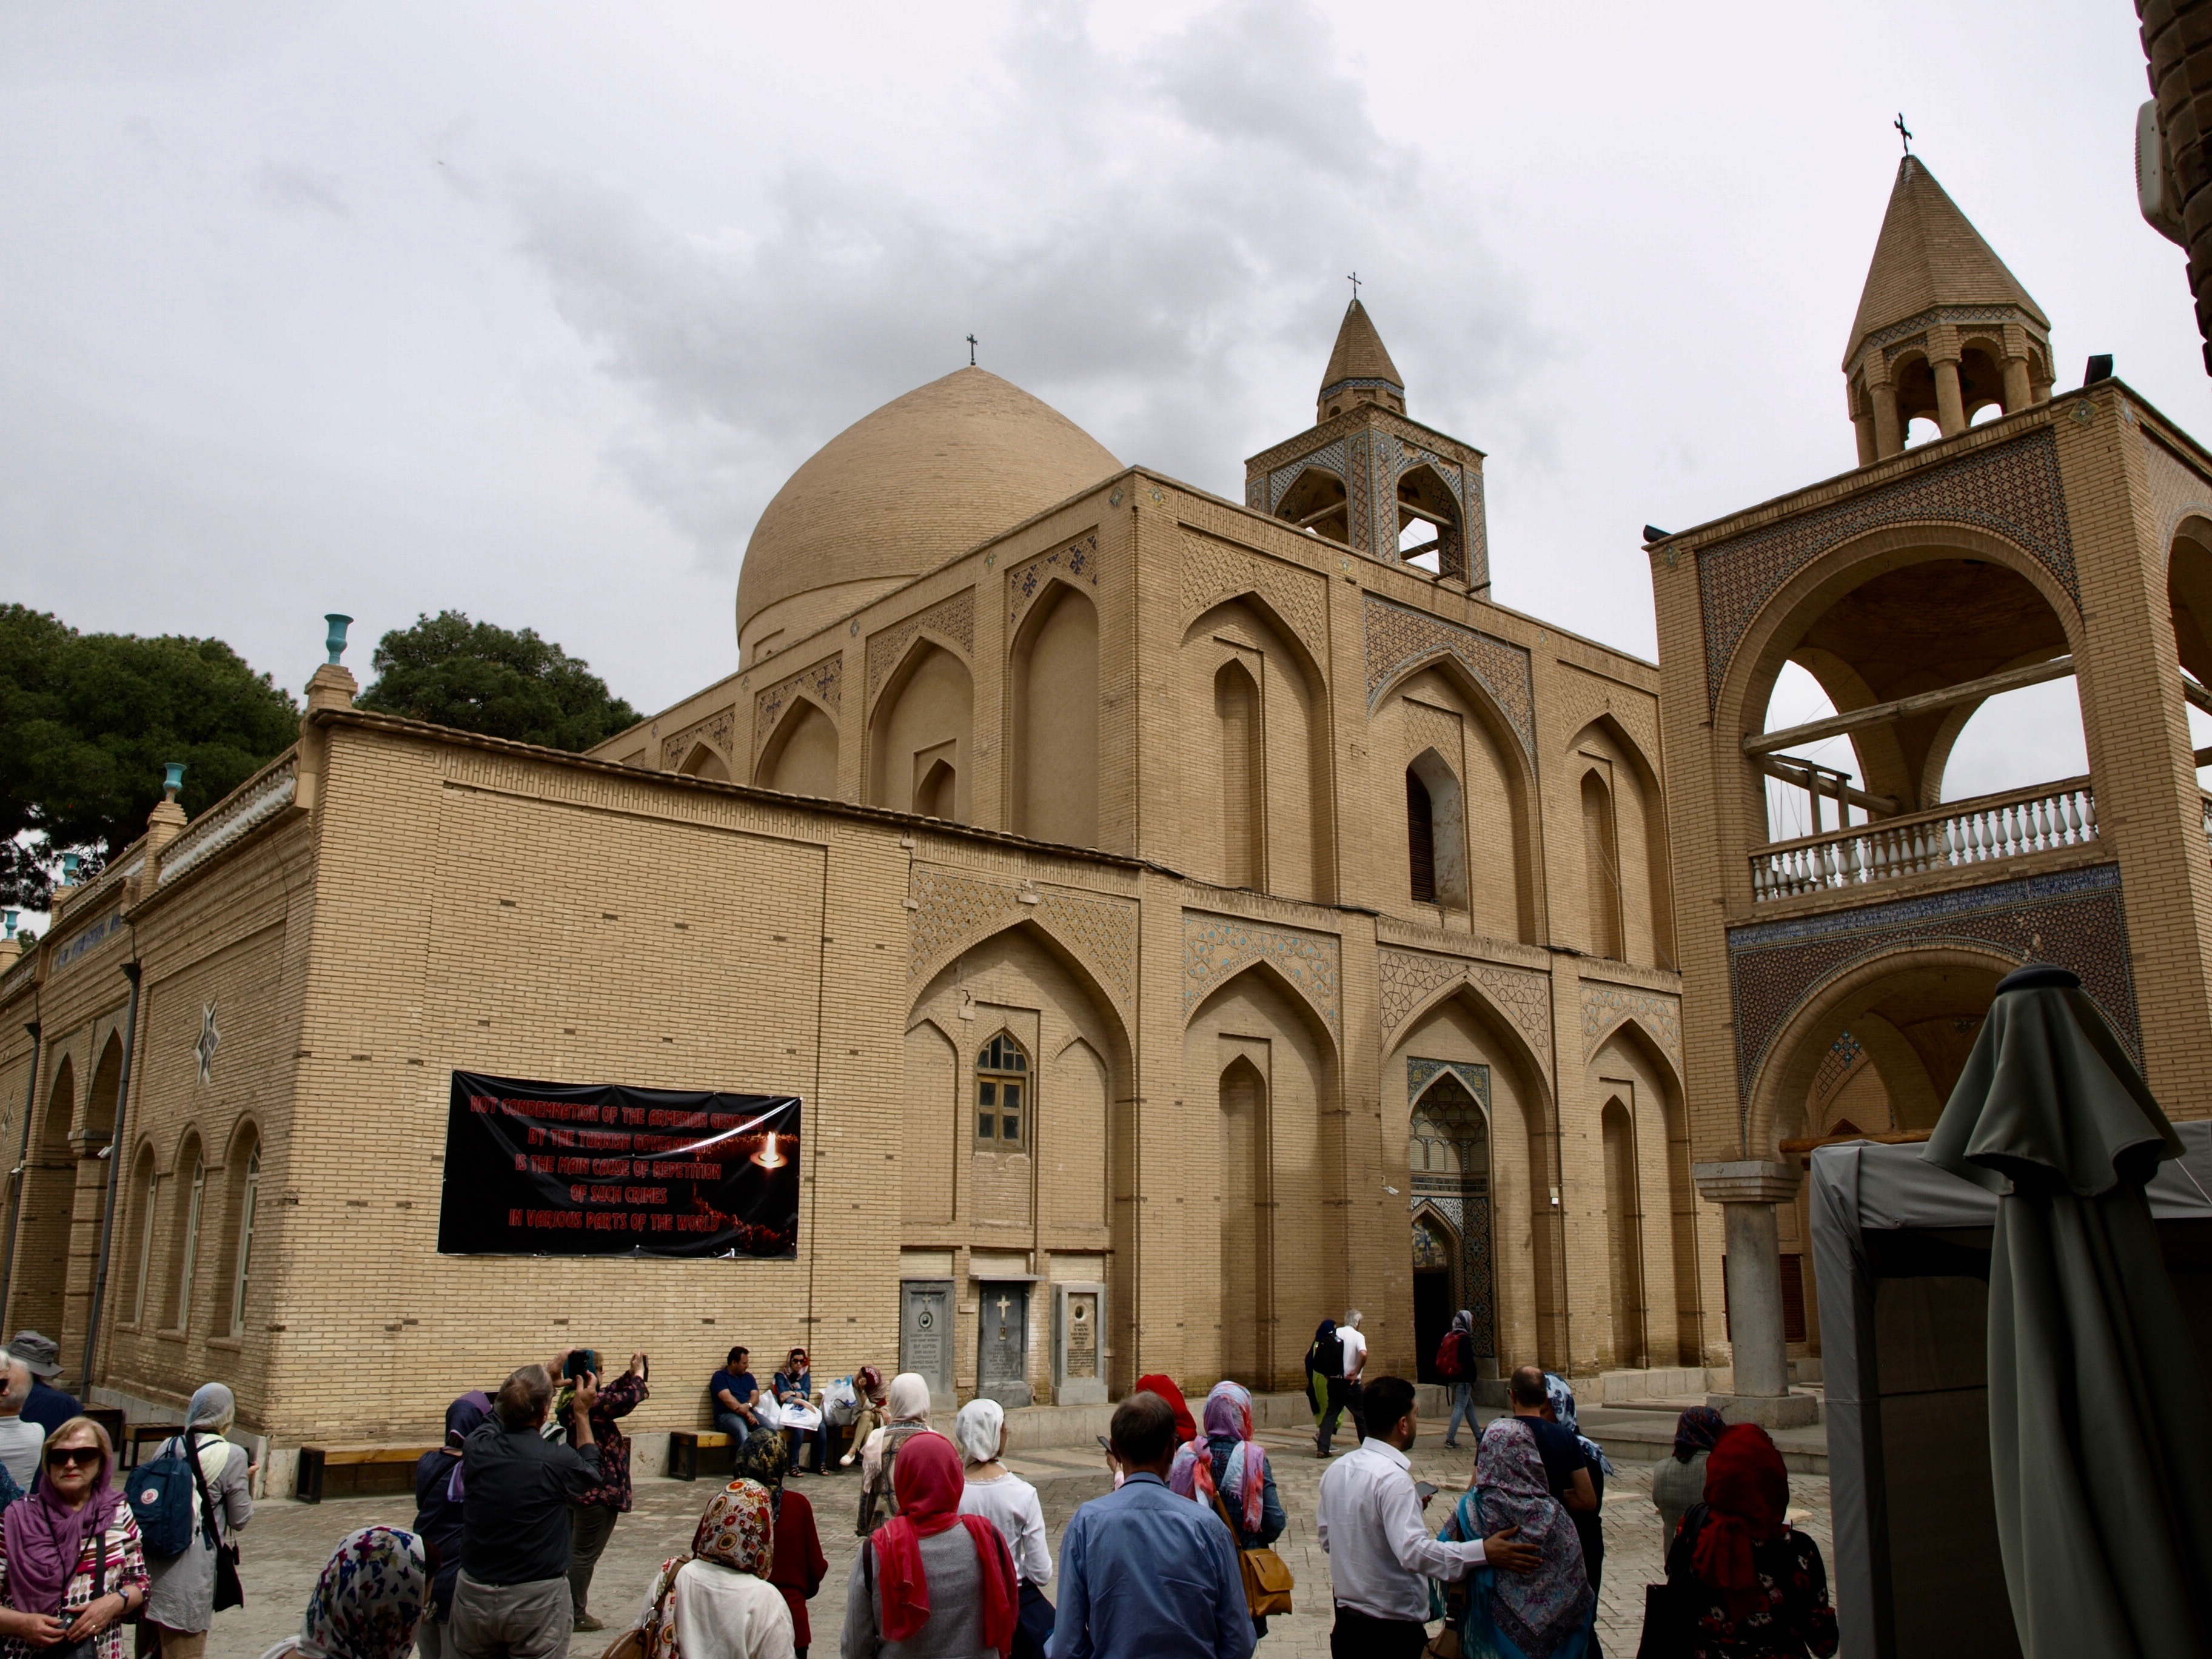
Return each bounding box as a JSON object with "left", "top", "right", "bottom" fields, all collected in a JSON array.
[
  {"left": 1169, "top": 1382, "right": 1285, "bottom": 1637},
  {"left": 254, "top": 1526, "right": 427, "bottom": 1659},
  {"left": 732, "top": 1434, "right": 826, "bottom": 1658},
  {"left": 637, "top": 1480, "right": 796, "bottom": 1659},
  {"left": 1438, "top": 1417, "right": 1593, "bottom": 1659}
]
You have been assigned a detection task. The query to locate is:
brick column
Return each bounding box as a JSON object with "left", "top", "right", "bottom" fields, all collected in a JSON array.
[{"left": 2140, "top": 0, "right": 2212, "bottom": 374}]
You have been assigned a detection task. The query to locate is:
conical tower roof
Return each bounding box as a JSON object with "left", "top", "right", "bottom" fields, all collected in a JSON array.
[
  {"left": 1845, "top": 156, "right": 2048, "bottom": 368},
  {"left": 1317, "top": 298, "right": 1405, "bottom": 420}
]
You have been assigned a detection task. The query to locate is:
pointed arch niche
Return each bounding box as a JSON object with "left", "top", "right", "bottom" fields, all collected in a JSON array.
[
  {"left": 1388, "top": 983, "right": 1557, "bottom": 1368},
  {"left": 1185, "top": 962, "right": 1339, "bottom": 1389},
  {"left": 1587, "top": 1022, "right": 1701, "bottom": 1368},
  {"left": 756, "top": 699, "right": 839, "bottom": 797},
  {"left": 1566, "top": 717, "right": 1674, "bottom": 969},
  {"left": 907, "top": 920, "right": 1134, "bottom": 1393},
  {"left": 9, "top": 1057, "right": 75, "bottom": 1338},
  {"left": 1181, "top": 597, "right": 1333, "bottom": 904},
  {"left": 870, "top": 642, "right": 974, "bottom": 822},
  {"left": 1008, "top": 582, "right": 1099, "bottom": 846},
  {"left": 1375, "top": 665, "right": 1533, "bottom": 942}
]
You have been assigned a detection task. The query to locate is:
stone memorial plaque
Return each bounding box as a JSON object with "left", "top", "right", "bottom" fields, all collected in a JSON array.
[
  {"left": 1065, "top": 1290, "right": 1099, "bottom": 1379},
  {"left": 977, "top": 1281, "right": 1032, "bottom": 1407},
  {"left": 900, "top": 1279, "right": 953, "bottom": 1404}
]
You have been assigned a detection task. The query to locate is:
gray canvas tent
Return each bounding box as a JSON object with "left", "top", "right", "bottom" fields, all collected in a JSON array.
[{"left": 1809, "top": 1122, "right": 2212, "bottom": 1659}]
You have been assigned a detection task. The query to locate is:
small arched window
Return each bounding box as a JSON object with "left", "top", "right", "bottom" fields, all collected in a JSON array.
[
  {"left": 229, "top": 1144, "right": 260, "bottom": 1336},
  {"left": 1407, "top": 771, "right": 1436, "bottom": 903},
  {"left": 126, "top": 1149, "right": 158, "bottom": 1326},
  {"left": 170, "top": 1142, "right": 206, "bottom": 1331},
  {"left": 974, "top": 1033, "right": 1030, "bottom": 1152}
]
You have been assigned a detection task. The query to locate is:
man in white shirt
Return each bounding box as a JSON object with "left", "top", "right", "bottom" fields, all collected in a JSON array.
[
  {"left": 0, "top": 1360, "right": 42, "bottom": 1489},
  {"left": 1317, "top": 1309, "right": 1369, "bottom": 1457},
  {"left": 1316, "top": 1375, "right": 1535, "bottom": 1658}
]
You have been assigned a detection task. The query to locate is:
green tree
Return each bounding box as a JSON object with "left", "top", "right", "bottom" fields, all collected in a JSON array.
[
  {"left": 0, "top": 605, "right": 301, "bottom": 907},
  {"left": 357, "top": 611, "right": 638, "bottom": 752}
]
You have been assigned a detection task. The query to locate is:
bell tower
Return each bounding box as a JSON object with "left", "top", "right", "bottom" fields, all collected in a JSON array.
[
  {"left": 1245, "top": 297, "right": 1489, "bottom": 590},
  {"left": 1843, "top": 155, "right": 2053, "bottom": 464}
]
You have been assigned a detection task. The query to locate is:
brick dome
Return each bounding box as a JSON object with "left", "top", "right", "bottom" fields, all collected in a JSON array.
[{"left": 735, "top": 366, "right": 1120, "bottom": 663}]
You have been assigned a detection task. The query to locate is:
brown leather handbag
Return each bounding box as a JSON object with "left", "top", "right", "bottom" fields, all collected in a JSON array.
[{"left": 1211, "top": 1489, "right": 1295, "bottom": 1617}]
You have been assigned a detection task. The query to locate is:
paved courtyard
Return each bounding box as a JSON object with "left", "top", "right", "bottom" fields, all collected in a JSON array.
[{"left": 231, "top": 1409, "right": 1830, "bottom": 1657}]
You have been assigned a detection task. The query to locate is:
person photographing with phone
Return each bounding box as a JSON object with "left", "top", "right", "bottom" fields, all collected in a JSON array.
[
  {"left": 451, "top": 1364, "right": 603, "bottom": 1658},
  {"left": 550, "top": 1347, "right": 648, "bottom": 1634}
]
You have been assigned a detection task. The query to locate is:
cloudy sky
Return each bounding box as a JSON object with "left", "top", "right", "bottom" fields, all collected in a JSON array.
[{"left": 2, "top": 0, "right": 2199, "bottom": 812}]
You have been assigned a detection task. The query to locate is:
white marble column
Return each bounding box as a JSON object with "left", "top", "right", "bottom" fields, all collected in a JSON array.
[{"left": 1692, "top": 1159, "right": 1818, "bottom": 1428}]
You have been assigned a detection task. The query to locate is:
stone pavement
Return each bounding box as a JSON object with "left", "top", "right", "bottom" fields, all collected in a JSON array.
[{"left": 231, "top": 1413, "right": 1832, "bottom": 1657}]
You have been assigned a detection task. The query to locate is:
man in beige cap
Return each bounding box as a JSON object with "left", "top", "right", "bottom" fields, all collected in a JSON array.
[{"left": 5, "top": 1332, "right": 79, "bottom": 1439}]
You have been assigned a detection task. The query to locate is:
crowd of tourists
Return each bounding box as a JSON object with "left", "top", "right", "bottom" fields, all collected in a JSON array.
[{"left": 0, "top": 1317, "right": 1836, "bottom": 1659}]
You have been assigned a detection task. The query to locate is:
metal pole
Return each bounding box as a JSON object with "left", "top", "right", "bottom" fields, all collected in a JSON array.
[
  {"left": 79, "top": 962, "right": 139, "bottom": 1395},
  {"left": 0, "top": 1019, "right": 44, "bottom": 1330}
]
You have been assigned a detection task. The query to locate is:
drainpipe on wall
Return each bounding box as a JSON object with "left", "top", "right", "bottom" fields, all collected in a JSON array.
[
  {"left": 0, "top": 1017, "right": 44, "bottom": 1327},
  {"left": 78, "top": 960, "right": 140, "bottom": 1394}
]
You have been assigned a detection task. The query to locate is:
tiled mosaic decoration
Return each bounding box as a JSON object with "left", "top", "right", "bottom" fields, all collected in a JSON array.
[
  {"left": 752, "top": 654, "right": 842, "bottom": 762},
  {"left": 660, "top": 706, "right": 736, "bottom": 770},
  {"left": 1006, "top": 534, "right": 1101, "bottom": 635},
  {"left": 908, "top": 866, "right": 1137, "bottom": 1021},
  {"left": 1181, "top": 532, "right": 1330, "bottom": 665},
  {"left": 1724, "top": 862, "right": 2137, "bottom": 1110},
  {"left": 1182, "top": 910, "right": 1342, "bottom": 1039},
  {"left": 1581, "top": 982, "right": 1681, "bottom": 1064},
  {"left": 867, "top": 589, "right": 977, "bottom": 706},
  {"left": 1695, "top": 427, "right": 2075, "bottom": 709},
  {"left": 1379, "top": 948, "right": 1553, "bottom": 1087},
  {"left": 1407, "top": 1057, "right": 1495, "bottom": 1355},
  {"left": 1364, "top": 596, "right": 1536, "bottom": 756}
]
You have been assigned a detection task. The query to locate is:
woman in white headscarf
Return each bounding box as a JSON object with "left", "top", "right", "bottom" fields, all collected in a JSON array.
[
  {"left": 953, "top": 1398, "right": 1053, "bottom": 1659},
  {"left": 853, "top": 1374, "right": 932, "bottom": 1538},
  {"left": 143, "top": 1382, "right": 254, "bottom": 1657}
]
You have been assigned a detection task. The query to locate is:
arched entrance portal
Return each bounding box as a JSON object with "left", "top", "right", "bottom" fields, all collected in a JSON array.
[{"left": 1407, "top": 1060, "right": 1493, "bottom": 1369}]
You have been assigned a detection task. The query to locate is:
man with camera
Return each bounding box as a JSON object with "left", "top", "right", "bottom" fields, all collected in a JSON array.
[{"left": 451, "top": 1363, "right": 603, "bottom": 1659}]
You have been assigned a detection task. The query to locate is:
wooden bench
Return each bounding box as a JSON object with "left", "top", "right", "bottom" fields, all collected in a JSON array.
[
  {"left": 668, "top": 1430, "right": 734, "bottom": 1481},
  {"left": 121, "top": 1424, "right": 184, "bottom": 1470},
  {"left": 295, "top": 1444, "right": 435, "bottom": 1504}
]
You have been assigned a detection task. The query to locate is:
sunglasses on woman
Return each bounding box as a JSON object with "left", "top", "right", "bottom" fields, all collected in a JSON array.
[{"left": 45, "top": 1446, "right": 101, "bottom": 1469}]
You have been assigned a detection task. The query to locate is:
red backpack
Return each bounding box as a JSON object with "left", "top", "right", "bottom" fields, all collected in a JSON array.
[{"left": 1435, "top": 1328, "right": 1467, "bottom": 1380}]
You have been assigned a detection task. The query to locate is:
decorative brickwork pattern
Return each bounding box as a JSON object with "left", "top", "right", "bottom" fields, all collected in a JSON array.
[
  {"left": 1695, "top": 427, "right": 2075, "bottom": 708},
  {"left": 867, "top": 589, "right": 977, "bottom": 705},
  {"left": 1378, "top": 948, "right": 1553, "bottom": 1086},
  {"left": 908, "top": 867, "right": 1136, "bottom": 1021},
  {"left": 2139, "top": 429, "right": 2212, "bottom": 563},
  {"left": 661, "top": 707, "right": 737, "bottom": 771},
  {"left": 752, "top": 655, "right": 842, "bottom": 761},
  {"left": 1809, "top": 1030, "right": 1867, "bottom": 1120},
  {"left": 1180, "top": 533, "right": 1330, "bottom": 665},
  {"left": 1364, "top": 596, "right": 1536, "bottom": 756},
  {"left": 1402, "top": 699, "right": 1463, "bottom": 769},
  {"left": 1261, "top": 441, "right": 1347, "bottom": 513},
  {"left": 1182, "top": 910, "right": 1341, "bottom": 1039},
  {"left": 1724, "top": 863, "right": 2136, "bottom": 1108},
  {"left": 1553, "top": 669, "right": 1661, "bottom": 780},
  {"left": 1581, "top": 980, "right": 1682, "bottom": 1064},
  {"left": 1006, "top": 535, "right": 1102, "bottom": 635}
]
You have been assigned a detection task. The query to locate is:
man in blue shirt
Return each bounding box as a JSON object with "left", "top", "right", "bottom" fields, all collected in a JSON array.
[
  {"left": 709, "top": 1346, "right": 760, "bottom": 1446},
  {"left": 1051, "top": 1390, "right": 1253, "bottom": 1659}
]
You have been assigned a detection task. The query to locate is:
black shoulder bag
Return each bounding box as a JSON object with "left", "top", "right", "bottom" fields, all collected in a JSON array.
[
  {"left": 185, "top": 1431, "right": 245, "bottom": 1612},
  {"left": 53, "top": 1526, "right": 107, "bottom": 1659}
]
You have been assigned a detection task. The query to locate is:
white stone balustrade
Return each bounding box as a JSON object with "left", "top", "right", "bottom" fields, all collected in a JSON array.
[{"left": 1751, "top": 777, "right": 2096, "bottom": 902}]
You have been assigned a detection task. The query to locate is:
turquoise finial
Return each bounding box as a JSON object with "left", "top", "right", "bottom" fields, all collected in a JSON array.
[
  {"left": 59, "top": 853, "right": 80, "bottom": 883},
  {"left": 3, "top": 911, "right": 16, "bottom": 940},
  {"left": 324, "top": 614, "right": 353, "bottom": 666},
  {"left": 162, "top": 760, "right": 186, "bottom": 799}
]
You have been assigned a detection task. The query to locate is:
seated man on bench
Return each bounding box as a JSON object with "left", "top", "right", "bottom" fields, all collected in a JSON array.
[{"left": 711, "top": 1346, "right": 761, "bottom": 1447}]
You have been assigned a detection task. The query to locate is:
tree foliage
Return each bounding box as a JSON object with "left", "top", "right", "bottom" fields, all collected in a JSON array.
[
  {"left": 357, "top": 611, "right": 638, "bottom": 752},
  {"left": 0, "top": 605, "right": 301, "bottom": 908}
]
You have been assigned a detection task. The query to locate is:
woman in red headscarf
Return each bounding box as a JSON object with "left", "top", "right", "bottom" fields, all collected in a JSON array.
[
  {"left": 1659, "top": 1423, "right": 1837, "bottom": 1658},
  {"left": 839, "top": 1430, "right": 1018, "bottom": 1658},
  {"left": 1132, "top": 1376, "right": 1198, "bottom": 1446}
]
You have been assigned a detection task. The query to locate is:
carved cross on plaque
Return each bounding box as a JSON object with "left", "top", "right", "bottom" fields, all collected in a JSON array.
[{"left": 993, "top": 1293, "right": 1012, "bottom": 1320}]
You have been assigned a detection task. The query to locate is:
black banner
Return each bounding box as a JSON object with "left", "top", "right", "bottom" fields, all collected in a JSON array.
[{"left": 437, "top": 1071, "right": 802, "bottom": 1259}]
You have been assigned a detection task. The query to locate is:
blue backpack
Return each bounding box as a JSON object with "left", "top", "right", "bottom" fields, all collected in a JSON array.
[{"left": 126, "top": 1437, "right": 200, "bottom": 1560}]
